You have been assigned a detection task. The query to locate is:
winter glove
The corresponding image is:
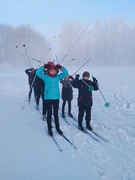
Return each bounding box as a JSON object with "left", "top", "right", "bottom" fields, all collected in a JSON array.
[
  {"left": 69, "top": 75, "right": 74, "bottom": 80},
  {"left": 30, "top": 68, "right": 34, "bottom": 71},
  {"left": 76, "top": 74, "right": 80, "bottom": 78},
  {"left": 92, "top": 76, "right": 97, "bottom": 82},
  {"left": 55, "top": 64, "right": 63, "bottom": 70},
  {"left": 92, "top": 76, "right": 99, "bottom": 87},
  {"left": 44, "top": 64, "right": 50, "bottom": 69}
]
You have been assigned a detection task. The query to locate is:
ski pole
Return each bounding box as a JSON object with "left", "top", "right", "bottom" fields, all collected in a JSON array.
[
  {"left": 22, "top": 74, "right": 37, "bottom": 110},
  {"left": 1, "top": 43, "right": 41, "bottom": 65},
  {"left": 82, "top": 77, "right": 110, "bottom": 107},
  {"left": 16, "top": 46, "right": 30, "bottom": 67},
  {"left": 23, "top": 45, "right": 42, "bottom": 64},
  {"left": 92, "top": 76, "right": 110, "bottom": 108},
  {"left": 30, "top": 57, "right": 41, "bottom": 63},
  {"left": 22, "top": 63, "right": 41, "bottom": 110},
  {"left": 22, "top": 93, "right": 30, "bottom": 110},
  {"left": 61, "top": 24, "right": 90, "bottom": 61},
  {"left": 23, "top": 44, "right": 32, "bottom": 67},
  {"left": 55, "top": 54, "right": 60, "bottom": 64},
  {"left": 72, "top": 57, "right": 92, "bottom": 76},
  {"left": 81, "top": 79, "right": 94, "bottom": 92},
  {"left": 41, "top": 47, "right": 51, "bottom": 63},
  {"left": 98, "top": 87, "right": 110, "bottom": 107},
  {"left": 21, "top": 44, "right": 41, "bottom": 63},
  {"left": 99, "top": 88, "right": 110, "bottom": 107}
]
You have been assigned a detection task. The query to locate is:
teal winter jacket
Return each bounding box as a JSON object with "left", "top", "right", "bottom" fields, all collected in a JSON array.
[{"left": 36, "top": 66, "right": 68, "bottom": 100}]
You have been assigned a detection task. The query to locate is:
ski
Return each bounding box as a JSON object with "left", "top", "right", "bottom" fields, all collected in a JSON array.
[
  {"left": 62, "top": 116, "right": 71, "bottom": 125},
  {"left": 36, "top": 107, "right": 42, "bottom": 115},
  {"left": 62, "top": 134, "right": 77, "bottom": 149},
  {"left": 65, "top": 112, "right": 78, "bottom": 122},
  {"left": 83, "top": 129, "right": 99, "bottom": 142},
  {"left": 43, "top": 123, "right": 62, "bottom": 151},
  {"left": 69, "top": 116, "right": 78, "bottom": 122},
  {"left": 73, "top": 124, "right": 99, "bottom": 142},
  {"left": 92, "top": 131, "right": 108, "bottom": 142},
  {"left": 51, "top": 136, "right": 63, "bottom": 151}
]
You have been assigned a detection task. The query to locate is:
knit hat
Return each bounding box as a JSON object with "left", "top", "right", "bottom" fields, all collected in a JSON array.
[{"left": 82, "top": 71, "right": 90, "bottom": 78}]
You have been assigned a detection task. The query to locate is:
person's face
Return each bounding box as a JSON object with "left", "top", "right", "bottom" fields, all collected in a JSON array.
[
  {"left": 83, "top": 76, "right": 89, "bottom": 80},
  {"left": 49, "top": 69, "right": 56, "bottom": 75}
]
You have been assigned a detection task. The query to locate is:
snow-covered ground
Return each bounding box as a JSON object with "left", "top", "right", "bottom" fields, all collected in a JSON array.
[{"left": 0, "top": 65, "right": 135, "bottom": 180}]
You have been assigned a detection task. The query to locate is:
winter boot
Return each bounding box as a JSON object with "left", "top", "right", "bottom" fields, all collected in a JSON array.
[
  {"left": 56, "top": 127, "right": 63, "bottom": 136},
  {"left": 78, "top": 121, "right": 84, "bottom": 131},
  {"left": 36, "top": 105, "right": 39, "bottom": 110},
  {"left": 62, "top": 104, "right": 65, "bottom": 117},
  {"left": 48, "top": 128, "right": 53, "bottom": 136},
  {"left": 62, "top": 113, "right": 65, "bottom": 118},
  {"left": 86, "top": 124, "right": 92, "bottom": 131},
  {"left": 68, "top": 112, "right": 73, "bottom": 117},
  {"left": 42, "top": 114, "right": 46, "bottom": 121},
  {"left": 78, "top": 125, "right": 84, "bottom": 131}
]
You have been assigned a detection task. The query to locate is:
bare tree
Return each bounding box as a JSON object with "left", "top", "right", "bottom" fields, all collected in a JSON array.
[
  {"left": 0, "top": 24, "right": 51, "bottom": 66},
  {"left": 58, "top": 20, "right": 135, "bottom": 66}
]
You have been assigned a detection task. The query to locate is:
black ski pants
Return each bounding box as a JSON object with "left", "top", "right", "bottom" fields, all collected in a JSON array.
[
  {"left": 29, "top": 84, "right": 36, "bottom": 100},
  {"left": 62, "top": 100, "right": 71, "bottom": 114},
  {"left": 45, "top": 99, "right": 60, "bottom": 130},
  {"left": 42, "top": 99, "right": 47, "bottom": 115},
  {"left": 36, "top": 86, "right": 43, "bottom": 105},
  {"left": 78, "top": 106, "right": 91, "bottom": 127}
]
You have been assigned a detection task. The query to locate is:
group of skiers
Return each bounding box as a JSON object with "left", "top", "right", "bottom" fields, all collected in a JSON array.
[{"left": 25, "top": 61, "right": 99, "bottom": 136}]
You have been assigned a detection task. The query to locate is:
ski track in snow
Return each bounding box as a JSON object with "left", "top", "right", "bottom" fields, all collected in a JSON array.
[{"left": 0, "top": 67, "right": 135, "bottom": 180}]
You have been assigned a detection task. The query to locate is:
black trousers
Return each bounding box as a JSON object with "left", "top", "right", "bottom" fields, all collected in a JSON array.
[
  {"left": 78, "top": 106, "right": 91, "bottom": 127},
  {"left": 62, "top": 100, "right": 71, "bottom": 114},
  {"left": 43, "top": 99, "right": 47, "bottom": 115},
  {"left": 29, "top": 84, "right": 36, "bottom": 100},
  {"left": 45, "top": 99, "right": 60, "bottom": 130},
  {"left": 36, "top": 86, "right": 43, "bottom": 105}
]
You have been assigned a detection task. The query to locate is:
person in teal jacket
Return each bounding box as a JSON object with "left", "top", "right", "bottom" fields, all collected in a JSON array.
[{"left": 36, "top": 61, "right": 68, "bottom": 136}]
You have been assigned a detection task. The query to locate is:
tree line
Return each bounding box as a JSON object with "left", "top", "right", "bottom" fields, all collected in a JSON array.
[
  {"left": 0, "top": 24, "right": 51, "bottom": 67},
  {"left": 0, "top": 20, "right": 135, "bottom": 67},
  {"left": 58, "top": 20, "right": 135, "bottom": 66}
]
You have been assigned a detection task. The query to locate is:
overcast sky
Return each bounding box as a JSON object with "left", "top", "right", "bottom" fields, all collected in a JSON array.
[{"left": 0, "top": 0, "right": 135, "bottom": 39}]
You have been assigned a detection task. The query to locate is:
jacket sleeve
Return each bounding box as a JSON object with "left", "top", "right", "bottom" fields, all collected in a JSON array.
[
  {"left": 58, "top": 67, "right": 68, "bottom": 80},
  {"left": 36, "top": 66, "right": 46, "bottom": 80},
  {"left": 25, "top": 69, "right": 31, "bottom": 75},
  {"left": 92, "top": 79, "right": 99, "bottom": 91},
  {"left": 72, "top": 76, "right": 80, "bottom": 88},
  {"left": 60, "top": 80, "right": 64, "bottom": 84}
]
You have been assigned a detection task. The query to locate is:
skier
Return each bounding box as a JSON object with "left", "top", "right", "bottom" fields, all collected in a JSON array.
[
  {"left": 25, "top": 68, "right": 36, "bottom": 102},
  {"left": 60, "top": 75, "right": 74, "bottom": 118},
  {"left": 36, "top": 61, "right": 68, "bottom": 136},
  {"left": 35, "top": 74, "right": 47, "bottom": 120},
  {"left": 72, "top": 71, "right": 99, "bottom": 131}
]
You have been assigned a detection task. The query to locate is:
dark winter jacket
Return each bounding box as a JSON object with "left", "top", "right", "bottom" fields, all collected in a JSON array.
[
  {"left": 35, "top": 75, "right": 44, "bottom": 95},
  {"left": 72, "top": 77, "right": 98, "bottom": 107},
  {"left": 35, "top": 75, "right": 44, "bottom": 88},
  {"left": 60, "top": 78, "right": 73, "bottom": 101},
  {"left": 25, "top": 68, "right": 36, "bottom": 87}
]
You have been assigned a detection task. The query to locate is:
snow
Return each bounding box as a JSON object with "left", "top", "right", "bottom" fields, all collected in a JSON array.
[{"left": 0, "top": 65, "right": 135, "bottom": 180}]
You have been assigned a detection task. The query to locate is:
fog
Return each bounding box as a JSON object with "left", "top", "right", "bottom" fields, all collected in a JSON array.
[{"left": 0, "top": 20, "right": 135, "bottom": 67}]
